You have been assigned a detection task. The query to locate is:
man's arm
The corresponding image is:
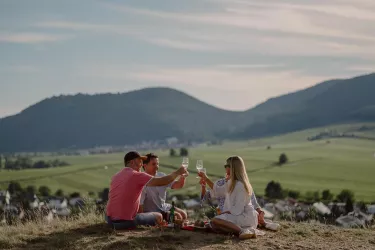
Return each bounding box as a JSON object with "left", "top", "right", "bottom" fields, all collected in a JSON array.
[
  {"left": 147, "top": 166, "right": 187, "bottom": 187},
  {"left": 171, "top": 176, "right": 186, "bottom": 189}
]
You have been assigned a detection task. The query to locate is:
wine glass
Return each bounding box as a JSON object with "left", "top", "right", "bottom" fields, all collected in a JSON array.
[
  {"left": 182, "top": 157, "right": 189, "bottom": 177},
  {"left": 196, "top": 160, "right": 203, "bottom": 178}
]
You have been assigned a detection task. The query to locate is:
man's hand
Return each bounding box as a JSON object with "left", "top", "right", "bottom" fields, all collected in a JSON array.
[
  {"left": 176, "top": 166, "right": 188, "bottom": 176},
  {"left": 171, "top": 175, "right": 186, "bottom": 189}
]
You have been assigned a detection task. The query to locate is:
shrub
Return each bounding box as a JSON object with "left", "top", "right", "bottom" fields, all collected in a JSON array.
[
  {"left": 337, "top": 189, "right": 355, "bottom": 203},
  {"left": 265, "top": 181, "right": 284, "bottom": 199},
  {"left": 169, "top": 149, "right": 176, "bottom": 157},
  {"left": 55, "top": 189, "right": 64, "bottom": 197},
  {"left": 180, "top": 147, "right": 189, "bottom": 156},
  {"left": 38, "top": 186, "right": 51, "bottom": 197},
  {"left": 322, "top": 189, "right": 334, "bottom": 201},
  {"left": 279, "top": 153, "right": 288, "bottom": 165}
]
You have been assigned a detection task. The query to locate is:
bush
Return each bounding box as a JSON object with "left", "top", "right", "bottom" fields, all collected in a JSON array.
[
  {"left": 305, "top": 191, "right": 320, "bottom": 203},
  {"left": 345, "top": 197, "right": 354, "bottom": 214},
  {"left": 99, "top": 188, "right": 109, "bottom": 202},
  {"left": 70, "top": 192, "right": 81, "bottom": 198},
  {"left": 285, "top": 189, "right": 300, "bottom": 199},
  {"left": 33, "top": 160, "right": 52, "bottom": 169},
  {"left": 279, "top": 153, "right": 288, "bottom": 165},
  {"left": 8, "top": 181, "right": 23, "bottom": 195},
  {"left": 169, "top": 149, "right": 176, "bottom": 157},
  {"left": 55, "top": 189, "right": 64, "bottom": 197},
  {"left": 337, "top": 189, "right": 355, "bottom": 203},
  {"left": 322, "top": 189, "right": 334, "bottom": 201},
  {"left": 25, "top": 185, "right": 37, "bottom": 194},
  {"left": 265, "top": 181, "right": 284, "bottom": 199},
  {"left": 180, "top": 147, "right": 189, "bottom": 157},
  {"left": 357, "top": 201, "right": 368, "bottom": 213},
  {"left": 38, "top": 186, "right": 51, "bottom": 197}
]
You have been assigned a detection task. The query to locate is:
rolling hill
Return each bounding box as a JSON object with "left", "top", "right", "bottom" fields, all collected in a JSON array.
[
  {"left": 0, "top": 88, "right": 243, "bottom": 152},
  {"left": 236, "top": 73, "right": 375, "bottom": 138},
  {"left": 0, "top": 73, "right": 374, "bottom": 152}
]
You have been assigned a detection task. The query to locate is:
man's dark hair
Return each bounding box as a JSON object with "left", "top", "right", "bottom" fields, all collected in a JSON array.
[{"left": 143, "top": 153, "right": 158, "bottom": 165}]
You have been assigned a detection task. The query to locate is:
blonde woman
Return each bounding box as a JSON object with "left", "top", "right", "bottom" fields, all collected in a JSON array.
[{"left": 199, "top": 156, "right": 259, "bottom": 240}]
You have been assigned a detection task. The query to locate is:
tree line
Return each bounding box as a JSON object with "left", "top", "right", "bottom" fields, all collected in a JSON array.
[
  {"left": 0, "top": 155, "right": 69, "bottom": 170},
  {"left": 169, "top": 147, "right": 189, "bottom": 157}
]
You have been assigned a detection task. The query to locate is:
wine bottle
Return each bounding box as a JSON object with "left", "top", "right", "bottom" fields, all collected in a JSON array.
[{"left": 169, "top": 201, "right": 175, "bottom": 224}]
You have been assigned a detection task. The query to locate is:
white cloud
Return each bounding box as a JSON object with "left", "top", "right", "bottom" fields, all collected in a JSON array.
[
  {"left": 108, "top": 2, "right": 375, "bottom": 41},
  {"left": 37, "top": 1, "right": 371, "bottom": 59},
  {"left": 0, "top": 32, "right": 70, "bottom": 44},
  {"left": 347, "top": 64, "right": 375, "bottom": 73}
]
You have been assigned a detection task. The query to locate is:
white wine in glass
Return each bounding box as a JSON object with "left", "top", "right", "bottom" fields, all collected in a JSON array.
[
  {"left": 182, "top": 157, "right": 189, "bottom": 176},
  {"left": 196, "top": 160, "right": 203, "bottom": 178}
]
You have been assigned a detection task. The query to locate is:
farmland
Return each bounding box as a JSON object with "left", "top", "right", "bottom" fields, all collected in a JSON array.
[{"left": 1, "top": 124, "right": 375, "bottom": 201}]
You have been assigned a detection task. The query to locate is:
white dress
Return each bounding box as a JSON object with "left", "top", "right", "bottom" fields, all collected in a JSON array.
[{"left": 213, "top": 180, "right": 258, "bottom": 229}]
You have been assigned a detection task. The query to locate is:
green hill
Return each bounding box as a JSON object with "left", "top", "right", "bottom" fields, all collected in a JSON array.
[
  {"left": 0, "top": 88, "right": 241, "bottom": 152},
  {"left": 0, "top": 73, "right": 375, "bottom": 152},
  {"left": 236, "top": 73, "right": 375, "bottom": 138}
]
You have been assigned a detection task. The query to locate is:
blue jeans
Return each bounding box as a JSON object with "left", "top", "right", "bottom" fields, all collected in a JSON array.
[{"left": 106, "top": 213, "right": 158, "bottom": 230}]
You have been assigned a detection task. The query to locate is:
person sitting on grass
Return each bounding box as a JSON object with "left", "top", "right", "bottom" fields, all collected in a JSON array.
[
  {"left": 140, "top": 153, "right": 187, "bottom": 222},
  {"left": 198, "top": 156, "right": 260, "bottom": 240},
  {"left": 200, "top": 164, "right": 280, "bottom": 231},
  {"left": 106, "top": 151, "right": 188, "bottom": 230}
]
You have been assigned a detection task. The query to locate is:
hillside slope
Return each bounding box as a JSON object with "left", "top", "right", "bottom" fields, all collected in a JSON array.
[
  {"left": 1, "top": 213, "right": 374, "bottom": 250},
  {"left": 236, "top": 73, "right": 375, "bottom": 138},
  {"left": 0, "top": 88, "right": 242, "bottom": 152}
]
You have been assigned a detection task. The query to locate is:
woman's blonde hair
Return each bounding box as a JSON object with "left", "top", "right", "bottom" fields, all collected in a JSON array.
[{"left": 227, "top": 156, "right": 253, "bottom": 195}]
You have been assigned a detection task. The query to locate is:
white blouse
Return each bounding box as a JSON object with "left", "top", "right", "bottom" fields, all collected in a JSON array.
[{"left": 213, "top": 180, "right": 253, "bottom": 216}]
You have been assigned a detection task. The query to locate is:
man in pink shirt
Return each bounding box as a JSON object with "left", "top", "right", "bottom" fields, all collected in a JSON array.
[{"left": 106, "top": 151, "right": 187, "bottom": 229}]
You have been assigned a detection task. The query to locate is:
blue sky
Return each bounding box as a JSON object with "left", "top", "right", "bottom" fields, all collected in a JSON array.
[{"left": 1, "top": 0, "right": 375, "bottom": 118}]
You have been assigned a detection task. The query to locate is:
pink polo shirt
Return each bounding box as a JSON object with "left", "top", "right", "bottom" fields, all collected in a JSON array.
[{"left": 106, "top": 167, "right": 153, "bottom": 220}]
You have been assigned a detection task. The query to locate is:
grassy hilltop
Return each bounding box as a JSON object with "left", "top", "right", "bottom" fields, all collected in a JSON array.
[{"left": 1, "top": 212, "right": 374, "bottom": 250}]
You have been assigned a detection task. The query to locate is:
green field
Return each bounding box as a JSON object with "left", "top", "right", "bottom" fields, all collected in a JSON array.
[{"left": 1, "top": 124, "right": 375, "bottom": 201}]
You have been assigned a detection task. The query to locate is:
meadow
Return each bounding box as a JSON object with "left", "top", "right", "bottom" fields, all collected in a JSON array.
[{"left": 1, "top": 124, "right": 375, "bottom": 201}]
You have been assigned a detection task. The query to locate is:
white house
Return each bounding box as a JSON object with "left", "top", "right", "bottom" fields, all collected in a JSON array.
[{"left": 367, "top": 205, "right": 375, "bottom": 214}]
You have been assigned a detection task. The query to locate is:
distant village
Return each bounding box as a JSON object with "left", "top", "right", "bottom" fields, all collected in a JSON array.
[{"left": 1, "top": 182, "right": 374, "bottom": 229}]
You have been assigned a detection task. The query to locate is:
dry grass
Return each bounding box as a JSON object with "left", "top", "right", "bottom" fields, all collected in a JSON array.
[{"left": 1, "top": 213, "right": 375, "bottom": 250}]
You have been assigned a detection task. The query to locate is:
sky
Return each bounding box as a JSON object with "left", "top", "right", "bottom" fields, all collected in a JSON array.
[{"left": 1, "top": 0, "right": 375, "bottom": 118}]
